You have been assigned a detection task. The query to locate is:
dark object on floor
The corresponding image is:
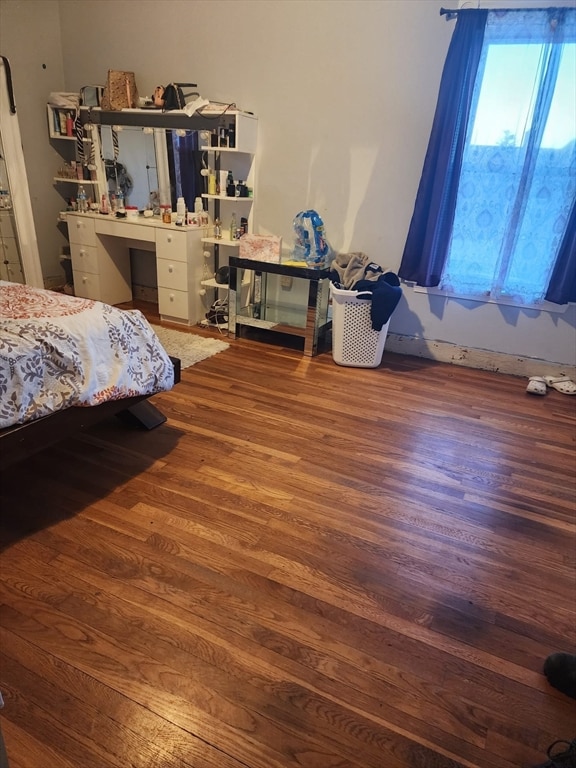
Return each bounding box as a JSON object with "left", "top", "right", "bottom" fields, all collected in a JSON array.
[
  {"left": 0, "top": 725, "right": 7, "bottom": 768},
  {"left": 205, "top": 299, "right": 228, "bottom": 325},
  {"left": 544, "top": 653, "right": 576, "bottom": 700},
  {"left": 532, "top": 739, "right": 576, "bottom": 767}
]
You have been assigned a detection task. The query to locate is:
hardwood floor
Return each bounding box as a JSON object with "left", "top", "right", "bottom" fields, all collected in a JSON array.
[{"left": 1, "top": 323, "right": 575, "bottom": 768}]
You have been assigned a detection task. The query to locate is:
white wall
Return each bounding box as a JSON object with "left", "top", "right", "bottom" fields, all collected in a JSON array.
[{"left": 2, "top": 0, "right": 574, "bottom": 369}]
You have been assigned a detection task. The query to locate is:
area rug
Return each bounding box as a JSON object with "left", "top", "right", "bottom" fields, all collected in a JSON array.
[{"left": 151, "top": 325, "right": 229, "bottom": 369}]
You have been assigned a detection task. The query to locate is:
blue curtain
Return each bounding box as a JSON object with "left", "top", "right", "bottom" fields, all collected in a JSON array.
[
  {"left": 399, "top": 8, "right": 575, "bottom": 305},
  {"left": 439, "top": 8, "right": 575, "bottom": 304},
  {"left": 545, "top": 198, "right": 576, "bottom": 304},
  {"left": 398, "top": 10, "right": 488, "bottom": 286},
  {"left": 168, "top": 131, "right": 202, "bottom": 211}
]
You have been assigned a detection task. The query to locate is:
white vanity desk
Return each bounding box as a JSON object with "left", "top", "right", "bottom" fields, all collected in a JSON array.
[{"left": 67, "top": 211, "right": 206, "bottom": 324}]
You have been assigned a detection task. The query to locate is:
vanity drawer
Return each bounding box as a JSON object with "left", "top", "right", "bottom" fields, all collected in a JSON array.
[
  {"left": 0, "top": 211, "right": 16, "bottom": 240},
  {"left": 0, "top": 236, "right": 19, "bottom": 264},
  {"left": 70, "top": 243, "right": 99, "bottom": 275},
  {"left": 157, "top": 257, "right": 188, "bottom": 290},
  {"left": 0, "top": 260, "right": 24, "bottom": 283},
  {"left": 156, "top": 229, "right": 188, "bottom": 263},
  {"left": 73, "top": 270, "right": 101, "bottom": 301},
  {"left": 68, "top": 216, "right": 96, "bottom": 247},
  {"left": 158, "top": 287, "right": 189, "bottom": 320},
  {"left": 95, "top": 218, "right": 155, "bottom": 243}
]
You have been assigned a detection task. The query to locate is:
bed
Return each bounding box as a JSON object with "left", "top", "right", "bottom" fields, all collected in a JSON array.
[{"left": 0, "top": 281, "right": 180, "bottom": 469}]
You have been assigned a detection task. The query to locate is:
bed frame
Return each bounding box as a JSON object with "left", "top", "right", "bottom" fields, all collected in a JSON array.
[{"left": 0, "top": 356, "right": 181, "bottom": 471}]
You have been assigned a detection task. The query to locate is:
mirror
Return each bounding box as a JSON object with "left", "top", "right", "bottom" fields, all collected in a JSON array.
[
  {"left": 0, "top": 56, "right": 43, "bottom": 287},
  {"left": 98, "top": 125, "right": 204, "bottom": 213},
  {"left": 100, "top": 125, "right": 160, "bottom": 210},
  {"left": 0, "top": 127, "right": 24, "bottom": 283}
]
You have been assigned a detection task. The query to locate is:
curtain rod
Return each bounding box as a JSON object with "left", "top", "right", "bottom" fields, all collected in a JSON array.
[
  {"left": 440, "top": 7, "right": 459, "bottom": 19},
  {"left": 440, "top": 6, "right": 571, "bottom": 19}
]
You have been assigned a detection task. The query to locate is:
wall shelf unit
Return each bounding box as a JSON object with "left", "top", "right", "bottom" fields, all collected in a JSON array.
[
  {"left": 197, "top": 112, "right": 258, "bottom": 323},
  {"left": 47, "top": 98, "right": 258, "bottom": 331},
  {"left": 47, "top": 104, "right": 104, "bottom": 213}
]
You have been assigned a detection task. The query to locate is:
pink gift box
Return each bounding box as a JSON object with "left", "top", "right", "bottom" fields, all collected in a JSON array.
[{"left": 239, "top": 234, "right": 282, "bottom": 263}]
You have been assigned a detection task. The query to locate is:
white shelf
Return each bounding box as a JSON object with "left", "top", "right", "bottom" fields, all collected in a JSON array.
[
  {"left": 53, "top": 177, "right": 99, "bottom": 184},
  {"left": 201, "top": 277, "right": 224, "bottom": 288},
  {"left": 199, "top": 146, "right": 253, "bottom": 155},
  {"left": 49, "top": 135, "right": 92, "bottom": 143},
  {"left": 201, "top": 236, "right": 241, "bottom": 247},
  {"left": 201, "top": 194, "right": 253, "bottom": 202}
]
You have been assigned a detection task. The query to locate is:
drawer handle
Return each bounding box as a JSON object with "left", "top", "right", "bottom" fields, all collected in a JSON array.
[
  {"left": 82, "top": 276, "right": 87, "bottom": 284},
  {"left": 169, "top": 293, "right": 174, "bottom": 301},
  {"left": 168, "top": 265, "right": 174, "bottom": 273},
  {"left": 167, "top": 235, "right": 173, "bottom": 243}
]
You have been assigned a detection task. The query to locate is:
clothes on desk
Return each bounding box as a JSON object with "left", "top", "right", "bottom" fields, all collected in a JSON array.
[{"left": 329, "top": 252, "right": 402, "bottom": 332}]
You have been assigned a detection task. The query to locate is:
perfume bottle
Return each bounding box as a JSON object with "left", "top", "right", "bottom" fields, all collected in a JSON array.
[
  {"left": 176, "top": 196, "right": 186, "bottom": 226},
  {"left": 77, "top": 186, "right": 87, "bottom": 213},
  {"left": 226, "top": 171, "right": 235, "bottom": 197}
]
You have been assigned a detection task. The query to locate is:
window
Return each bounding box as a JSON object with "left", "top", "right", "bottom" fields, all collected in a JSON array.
[{"left": 399, "top": 8, "right": 576, "bottom": 307}]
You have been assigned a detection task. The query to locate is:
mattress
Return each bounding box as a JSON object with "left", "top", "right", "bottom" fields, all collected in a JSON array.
[{"left": 0, "top": 281, "right": 174, "bottom": 429}]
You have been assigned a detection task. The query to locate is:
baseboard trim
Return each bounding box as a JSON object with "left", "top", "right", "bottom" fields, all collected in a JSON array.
[{"left": 386, "top": 334, "right": 576, "bottom": 379}]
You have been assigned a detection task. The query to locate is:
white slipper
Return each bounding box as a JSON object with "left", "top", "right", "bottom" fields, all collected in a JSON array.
[
  {"left": 526, "top": 376, "right": 547, "bottom": 395},
  {"left": 544, "top": 376, "right": 576, "bottom": 395}
]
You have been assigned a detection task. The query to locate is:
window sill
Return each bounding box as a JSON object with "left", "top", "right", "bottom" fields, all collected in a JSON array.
[{"left": 409, "top": 284, "right": 571, "bottom": 314}]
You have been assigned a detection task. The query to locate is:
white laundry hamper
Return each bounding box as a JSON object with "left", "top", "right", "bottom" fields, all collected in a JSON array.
[{"left": 330, "top": 283, "right": 390, "bottom": 368}]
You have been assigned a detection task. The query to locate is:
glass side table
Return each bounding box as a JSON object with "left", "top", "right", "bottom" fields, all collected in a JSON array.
[{"left": 228, "top": 256, "right": 332, "bottom": 356}]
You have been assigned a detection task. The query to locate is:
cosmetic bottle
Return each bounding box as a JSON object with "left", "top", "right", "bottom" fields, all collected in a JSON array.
[
  {"left": 229, "top": 212, "right": 237, "bottom": 241},
  {"left": 227, "top": 122, "right": 235, "bottom": 149},
  {"left": 214, "top": 218, "right": 222, "bottom": 239},
  {"left": 176, "top": 196, "right": 186, "bottom": 226},
  {"left": 219, "top": 171, "right": 228, "bottom": 197},
  {"left": 226, "top": 171, "right": 235, "bottom": 198},
  {"left": 77, "top": 186, "right": 87, "bottom": 213}
]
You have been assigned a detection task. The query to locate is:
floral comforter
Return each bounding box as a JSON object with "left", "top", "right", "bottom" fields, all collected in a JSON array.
[{"left": 0, "top": 281, "right": 174, "bottom": 429}]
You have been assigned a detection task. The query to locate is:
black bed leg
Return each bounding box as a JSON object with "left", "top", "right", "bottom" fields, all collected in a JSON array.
[{"left": 116, "top": 400, "right": 168, "bottom": 430}]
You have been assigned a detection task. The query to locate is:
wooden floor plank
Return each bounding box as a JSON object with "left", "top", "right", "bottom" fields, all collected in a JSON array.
[{"left": 1, "top": 318, "right": 574, "bottom": 768}]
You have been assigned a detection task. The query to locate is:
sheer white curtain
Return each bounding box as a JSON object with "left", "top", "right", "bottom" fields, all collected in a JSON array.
[{"left": 439, "top": 9, "right": 575, "bottom": 304}]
